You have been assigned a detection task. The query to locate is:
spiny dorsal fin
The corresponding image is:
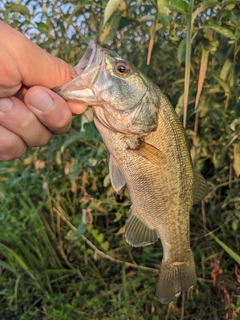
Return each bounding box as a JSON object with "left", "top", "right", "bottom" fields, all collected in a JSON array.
[
  {"left": 108, "top": 153, "right": 126, "bottom": 193},
  {"left": 125, "top": 208, "right": 158, "bottom": 247},
  {"left": 193, "top": 171, "right": 209, "bottom": 204}
]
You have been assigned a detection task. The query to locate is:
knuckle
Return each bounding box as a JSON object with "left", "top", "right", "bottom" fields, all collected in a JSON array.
[
  {"left": 26, "top": 130, "right": 52, "bottom": 148},
  {"left": 0, "top": 134, "right": 26, "bottom": 161},
  {"left": 38, "top": 131, "right": 52, "bottom": 146},
  {"left": 20, "top": 111, "right": 36, "bottom": 129},
  {"left": 53, "top": 117, "right": 72, "bottom": 133}
]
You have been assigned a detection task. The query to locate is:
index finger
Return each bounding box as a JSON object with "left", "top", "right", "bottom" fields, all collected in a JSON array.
[{"left": 0, "top": 21, "right": 76, "bottom": 93}]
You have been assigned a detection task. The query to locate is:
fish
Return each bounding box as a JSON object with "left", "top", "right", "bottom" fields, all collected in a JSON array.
[{"left": 53, "top": 41, "right": 209, "bottom": 304}]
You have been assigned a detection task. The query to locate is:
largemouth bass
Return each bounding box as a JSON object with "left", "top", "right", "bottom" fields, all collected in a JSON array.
[{"left": 54, "top": 41, "right": 209, "bottom": 304}]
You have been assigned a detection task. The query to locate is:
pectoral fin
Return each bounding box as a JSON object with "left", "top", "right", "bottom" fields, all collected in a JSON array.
[
  {"left": 132, "top": 140, "right": 165, "bottom": 166},
  {"left": 108, "top": 153, "right": 126, "bottom": 193},
  {"left": 125, "top": 208, "right": 158, "bottom": 247},
  {"left": 193, "top": 172, "right": 209, "bottom": 203}
]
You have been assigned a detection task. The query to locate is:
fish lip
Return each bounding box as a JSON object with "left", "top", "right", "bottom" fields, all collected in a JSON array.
[
  {"left": 75, "top": 40, "right": 98, "bottom": 75},
  {"left": 52, "top": 41, "right": 105, "bottom": 101},
  {"left": 74, "top": 40, "right": 104, "bottom": 86}
]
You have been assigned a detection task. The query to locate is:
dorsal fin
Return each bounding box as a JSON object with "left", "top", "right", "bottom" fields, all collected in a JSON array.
[{"left": 193, "top": 171, "right": 209, "bottom": 203}]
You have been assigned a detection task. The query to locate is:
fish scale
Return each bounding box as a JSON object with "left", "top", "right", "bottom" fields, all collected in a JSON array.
[
  {"left": 53, "top": 40, "right": 209, "bottom": 304},
  {"left": 94, "top": 106, "right": 195, "bottom": 300}
]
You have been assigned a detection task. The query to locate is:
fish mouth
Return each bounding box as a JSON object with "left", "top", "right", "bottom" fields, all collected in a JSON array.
[
  {"left": 75, "top": 41, "right": 98, "bottom": 72},
  {"left": 52, "top": 41, "right": 105, "bottom": 103},
  {"left": 74, "top": 40, "right": 102, "bottom": 84}
]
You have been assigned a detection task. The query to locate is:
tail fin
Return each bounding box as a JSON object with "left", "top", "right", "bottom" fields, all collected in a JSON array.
[{"left": 156, "top": 253, "right": 196, "bottom": 304}]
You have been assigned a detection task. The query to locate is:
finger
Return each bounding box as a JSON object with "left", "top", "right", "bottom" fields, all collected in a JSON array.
[
  {"left": 18, "top": 85, "right": 88, "bottom": 116},
  {"left": 0, "top": 125, "right": 26, "bottom": 161},
  {"left": 0, "top": 21, "right": 76, "bottom": 93},
  {"left": 25, "top": 87, "right": 88, "bottom": 132},
  {"left": 0, "top": 97, "right": 52, "bottom": 147},
  {"left": 68, "top": 100, "right": 89, "bottom": 115},
  {"left": 24, "top": 87, "right": 75, "bottom": 134}
]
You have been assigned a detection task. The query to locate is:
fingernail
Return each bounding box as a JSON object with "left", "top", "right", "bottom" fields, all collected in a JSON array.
[
  {"left": 0, "top": 98, "right": 13, "bottom": 112},
  {"left": 29, "top": 89, "right": 53, "bottom": 112}
]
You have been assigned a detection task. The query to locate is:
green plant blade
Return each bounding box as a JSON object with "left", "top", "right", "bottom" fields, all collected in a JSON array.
[
  {"left": 4, "top": 4, "right": 30, "bottom": 23},
  {"left": 103, "top": 0, "right": 124, "bottom": 27},
  {"left": 164, "top": 0, "right": 188, "bottom": 14},
  {"left": 202, "top": 23, "right": 236, "bottom": 40},
  {"left": 211, "top": 233, "right": 240, "bottom": 264}
]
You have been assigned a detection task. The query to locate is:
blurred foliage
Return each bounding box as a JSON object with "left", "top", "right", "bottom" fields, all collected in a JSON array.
[{"left": 1, "top": 0, "right": 240, "bottom": 319}]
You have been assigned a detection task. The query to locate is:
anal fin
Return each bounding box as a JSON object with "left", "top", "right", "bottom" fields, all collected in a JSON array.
[{"left": 125, "top": 209, "right": 158, "bottom": 247}]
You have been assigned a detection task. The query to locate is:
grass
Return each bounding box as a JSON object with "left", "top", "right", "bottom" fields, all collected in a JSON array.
[{"left": 0, "top": 115, "right": 240, "bottom": 319}]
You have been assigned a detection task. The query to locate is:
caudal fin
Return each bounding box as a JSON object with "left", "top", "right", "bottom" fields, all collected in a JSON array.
[{"left": 156, "top": 253, "right": 196, "bottom": 304}]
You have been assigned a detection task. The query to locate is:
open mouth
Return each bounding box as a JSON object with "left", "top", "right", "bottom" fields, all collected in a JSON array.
[
  {"left": 75, "top": 40, "right": 98, "bottom": 74},
  {"left": 52, "top": 41, "right": 103, "bottom": 97},
  {"left": 52, "top": 41, "right": 105, "bottom": 102}
]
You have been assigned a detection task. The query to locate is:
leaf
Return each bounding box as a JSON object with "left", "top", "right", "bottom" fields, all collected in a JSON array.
[
  {"left": 92, "top": 229, "right": 104, "bottom": 243},
  {"left": 35, "top": 160, "right": 45, "bottom": 170},
  {"left": 211, "top": 72, "right": 229, "bottom": 93},
  {"left": 230, "top": 118, "right": 240, "bottom": 131},
  {"left": 116, "top": 225, "right": 126, "bottom": 235},
  {"left": 139, "top": 15, "right": 155, "bottom": 23},
  {"left": 210, "top": 260, "right": 223, "bottom": 285},
  {"left": 235, "top": 265, "right": 240, "bottom": 283},
  {"left": 36, "top": 22, "right": 49, "bottom": 34},
  {"left": 157, "top": 0, "right": 170, "bottom": 24},
  {"left": 147, "top": 36, "right": 155, "bottom": 65},
  {"left": 3, "top": 4, "right": 30, "bottom": 23},
  {"left": 233, "top": 142, "right": 240, "bottom": 176},
  {"left": 66, "top": 223, "right": 86, "bottom": 239},
  {"left": 114, "top": 211, "right": 124, "bottom": 223},
  {"left": 99, "top": 12, "right": 121, "bottom": 43},
  {"left": 0, "top": 242, "right": 36, "bottom": 280},
  {"left": 177, "top": 38, "right": 186, "bottom": 64},
  {"left": 192, "top": 0, "right": 218, "bottom": 24},
  {"left": 183, "top": 0, "right": 194, "bottom": 128},
  {"left": 211, "top": 234, "right": 240, "bottom": 264},
  {"left": 82, "top": 209, "right": 93, "bottom": 225},
  {"left": 60, "top": 121, "right": 99, "bottom": 151},
  {"left": 164, "top": 0, "right": 188, "bottom": 14},
  {"left": 100, "top": 241, "right": 110, "bottom": 252},
  {"left": 194, "top": 46, "right": 209, "bottom": 109},
  {"left": 175, "top": 94, "right": 184, "bottom": 117},
  {"left": 201, "top": 23, "right": 236, "bottom": 40},
  {"left": 220, "top": 59, "right": 233, "bottom": 82},
  {"left": 103, "top": 0, "right": 124, "bottom": 27},
  {"left": 119, "top": 16, "right": 140, "bottom": 29},
  {"left": 200, "top": 37, "right": 219, "bottom": 53},
  {"left": 213, "top": 148, "right": 226, "bottom": 169},
  {"left": 103, "top": 174, "right": 111, "bottom": 187}
]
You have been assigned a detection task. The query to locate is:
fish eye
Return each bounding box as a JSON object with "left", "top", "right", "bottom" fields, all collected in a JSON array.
[{"left": 115, "top": 61, "right": 130, "bottom": 76}]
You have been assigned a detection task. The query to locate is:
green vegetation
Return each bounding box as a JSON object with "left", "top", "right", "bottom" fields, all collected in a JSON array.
[{"left": 1, "top": 0, "right": 240, "bottom": 318}]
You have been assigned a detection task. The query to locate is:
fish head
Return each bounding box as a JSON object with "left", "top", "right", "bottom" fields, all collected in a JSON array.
[{"left": 54, "top": 41, "right": 160, "bottom": 134}]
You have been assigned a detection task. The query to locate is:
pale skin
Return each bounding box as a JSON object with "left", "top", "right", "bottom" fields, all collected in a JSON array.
[{"left": 0, "top": 21, "right": 87, "bottom": 161}]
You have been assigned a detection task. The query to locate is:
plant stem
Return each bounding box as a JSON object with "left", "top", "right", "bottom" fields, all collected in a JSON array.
[{"left": 183, "top": 0, "right": 194, "bottom": 128}]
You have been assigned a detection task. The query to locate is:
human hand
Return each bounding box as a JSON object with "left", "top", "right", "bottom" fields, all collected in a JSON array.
[{"left": 0, "top": 21, "right": 87, "bottom": 161}]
